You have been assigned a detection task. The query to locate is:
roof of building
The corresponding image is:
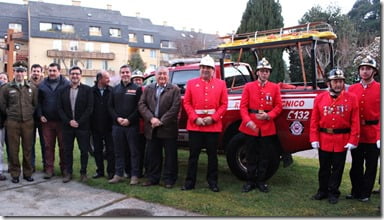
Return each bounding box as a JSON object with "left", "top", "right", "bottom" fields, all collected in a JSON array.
[
  {"left": 0, "top": 1, "right": 221, "bottom": 52},
  {"left": 0, "top": 2, "right": 28, "bottom": 41}
]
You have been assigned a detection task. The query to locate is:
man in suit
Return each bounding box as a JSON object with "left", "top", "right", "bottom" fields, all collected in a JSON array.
[
  {"left": 57, "top": 66, "right": 93, "bottom": 183},
  {"left": 139, "top": 66, "right": 181, "bottom": 188},
  {"left": 90, "top": 70, "right": 115, "bottom": 180}
]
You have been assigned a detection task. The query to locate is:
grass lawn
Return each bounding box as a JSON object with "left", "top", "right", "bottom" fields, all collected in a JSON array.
[{"left": 32, "top": 142, "right": 381, "bottom": 217}]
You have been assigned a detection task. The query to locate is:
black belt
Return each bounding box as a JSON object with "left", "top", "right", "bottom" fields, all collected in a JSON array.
[
  {"left": 248, "top": 109, "right": 270, "bottom": 113},
  {"left": 362, "top": 120, "right": 379, "bottom": 125},
  {"left": 319, "top": 128, "right": 351, "bottom": 134}
]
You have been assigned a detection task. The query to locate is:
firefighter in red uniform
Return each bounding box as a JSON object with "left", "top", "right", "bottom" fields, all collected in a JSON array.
[
  {"left": 346, "top": 56, "right": 380, "bottom": 202},
  {"left": 239, "top": 57, "right": 282, "bottom": 193},
  {"left": 181, "top": 55, "right": 228, "bottom": 192},
  {"left": 310, "top": 68, "right": 360, "bottom": 204}
]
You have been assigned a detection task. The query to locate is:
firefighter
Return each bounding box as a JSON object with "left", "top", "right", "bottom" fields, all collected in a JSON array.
[
  {"left": 310, "top": 68, "right": 360, "bottom": 204},
  {"left": 239, "top": 57, "right": 282, "bottom": 193},
  {"left": 181, "top": 55, "right": 228, "bottom": 192},
  {"left": 346, "top": 56, "right": 380, "bottom": 202}
]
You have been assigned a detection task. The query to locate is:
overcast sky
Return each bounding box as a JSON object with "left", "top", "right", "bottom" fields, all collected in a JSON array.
[{"left": 1, "top": 0, "right": 355, "bottom": 35}]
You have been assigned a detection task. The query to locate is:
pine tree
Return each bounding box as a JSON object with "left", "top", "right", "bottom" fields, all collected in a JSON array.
[
  {"left": 128, "top": 53, "right": 146, "bottom": 72},
  {"left": 237, "top": 0, "right": 285, "bottom": 82}
]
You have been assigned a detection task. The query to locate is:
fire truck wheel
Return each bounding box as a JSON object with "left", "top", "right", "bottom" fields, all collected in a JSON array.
[{"left": 226, "top": 133, "right": 280, "bottom": 181}]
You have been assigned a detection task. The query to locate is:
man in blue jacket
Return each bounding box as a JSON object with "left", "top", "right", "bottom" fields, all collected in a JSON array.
[{"left": 37, "top": 63, "right": 70, "bottom": 179}]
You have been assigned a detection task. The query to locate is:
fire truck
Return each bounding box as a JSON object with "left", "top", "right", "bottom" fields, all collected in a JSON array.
[{"left": 145, "top": 22, "right": 336, "bottom": 180}]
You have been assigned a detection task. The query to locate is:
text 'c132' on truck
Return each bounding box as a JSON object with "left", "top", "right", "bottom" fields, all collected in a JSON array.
[{"left": 144, "top": 22, "right": 337, "bottom": 181}]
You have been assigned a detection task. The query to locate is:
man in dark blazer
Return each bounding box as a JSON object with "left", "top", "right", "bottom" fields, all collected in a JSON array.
[
  {"left": 138, "top": 66, "right": 181, "bottom": 188},
  {"left": 90, "top": 70, "right": 115, "bottom": 180},
  {"left": 57, "top": 66, "right": 93, "bottom": 183}
]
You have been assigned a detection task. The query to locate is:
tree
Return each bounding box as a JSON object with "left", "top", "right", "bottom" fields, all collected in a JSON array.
[
  {"left": 290, "top": 5, "right": 358, "bottom": 83},
  {"left": 236, "top": 0, "right": 285, "bottom": 82},
  {"left": 128, "top": 53, "right": 146, "bottom": 72},
  {"left": 348, "top": 0, "right": 381, "bottom": 46}
]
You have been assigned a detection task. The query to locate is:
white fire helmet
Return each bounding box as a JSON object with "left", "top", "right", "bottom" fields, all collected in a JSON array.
[{"left": 199, "top": 55, "right": 215, "bottom": 69}]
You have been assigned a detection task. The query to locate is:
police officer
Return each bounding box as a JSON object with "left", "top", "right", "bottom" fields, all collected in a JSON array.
[
  {"left": 0, "top": 66, "right": 38, "bottom": 183},
  {"left": 310, "top": 68, "right": 360, "bottom": 204},
  {"left": 346, "top": 56, "right": 380, "bottom": 202},
  {"left": 239, "top": 57, "right": 282, "bottom": 193},
  {"left": 181, "top": 55, "right": 228, "bottom": 192}
]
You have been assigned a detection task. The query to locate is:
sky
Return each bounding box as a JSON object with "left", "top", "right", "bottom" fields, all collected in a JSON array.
[{"left": 1, "top": 0, "right": 356, "bottom": 35}]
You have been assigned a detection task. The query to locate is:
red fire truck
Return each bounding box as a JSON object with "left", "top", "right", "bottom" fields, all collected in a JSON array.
[{"left": 145, "top": 22, "right": 336, "bottom": 180}]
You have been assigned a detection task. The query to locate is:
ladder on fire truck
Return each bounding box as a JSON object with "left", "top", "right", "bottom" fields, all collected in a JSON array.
[
  {"left": 198, "top": 22, "right": 337, "bottom": 89},
  {"left": 218, "top": 22, "right": 336, "bottom": 48}
]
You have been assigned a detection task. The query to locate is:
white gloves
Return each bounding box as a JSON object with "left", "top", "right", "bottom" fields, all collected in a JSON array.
[
  {"left": 311, "top": 142, "right": 320, "bottom": 149},
  {"left": 377, "top": 140, "right": 380, "bottom": 149},
  {"left": 344, "top": 143, "right": 357, "bottom": 151}
]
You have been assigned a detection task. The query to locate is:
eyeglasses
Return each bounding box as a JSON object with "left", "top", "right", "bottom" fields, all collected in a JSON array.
[{"left": 70, "top": 72, "right": 81, "bottom": 75}]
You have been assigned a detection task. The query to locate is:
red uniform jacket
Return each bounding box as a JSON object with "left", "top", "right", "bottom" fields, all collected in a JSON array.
[
  {"left": 348, "top": 81, "right": 380, "bottom": 143},
  {"left": 239, "top": 81, "right": 282, "bottom": 136},
  {"left": 183, "top": 77, "right": 228, "bottom": 132},
  {"left": 310, "top": 91, "right": 360, "bottom": 152}
]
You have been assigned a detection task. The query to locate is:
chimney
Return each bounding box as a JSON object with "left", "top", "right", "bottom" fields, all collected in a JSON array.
[
  {"left": 23, "top": 0, "right": 28, "bottom": 5},
  {"left": 182, "top": 27, "right": 186, "bottom": 31},
  {"left": 136, "top": 12, "right": 140, "bottom": 17},
  {"left": 72, "top": 0, "right": 81, "bottom": 6},
  {"left": 198, "top": 28, "right": 202, "bottom": 33},
  {"left": 191, "top": 28, "right": 195, "bottom": 32},
  {"left": 106, "top": 4, "right": 112, "bottom": 10},
  {"left": 163, "top": 21, "right": 167, "bottom": 26}
]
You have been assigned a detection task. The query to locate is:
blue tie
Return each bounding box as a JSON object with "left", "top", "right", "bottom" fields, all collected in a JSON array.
[{"left": 155, "top": 86, "right": 164, "bottom": 117}]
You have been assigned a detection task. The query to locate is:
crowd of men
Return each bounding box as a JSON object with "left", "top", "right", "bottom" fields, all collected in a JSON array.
[{"left": 0, "top": 55, "right": 380, "bottom": 202}]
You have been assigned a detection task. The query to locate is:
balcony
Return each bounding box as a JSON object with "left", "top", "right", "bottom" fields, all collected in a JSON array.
[{"left": 47, "top": 50, "right": 115, "bottom": 60}]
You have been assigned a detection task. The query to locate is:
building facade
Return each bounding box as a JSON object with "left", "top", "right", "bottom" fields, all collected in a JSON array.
[{"left": 0, "top": 0, "right": 221, "bottom": 84}]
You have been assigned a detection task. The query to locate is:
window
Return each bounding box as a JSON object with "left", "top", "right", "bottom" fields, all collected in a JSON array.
[
  {"left": 51, "top": 23, "right": 62, "bottom": 32},
  {"left": 62, "top": 24, "right": 74, "bottom": 33},
  {"left": 171, "top": 69, "right": 200, "bottom": 94},
  {"left": 89, "top": 26, "right": 102, "bottom": 36},
  {"left": 109, "top": 28, "right": 121, "bottom": 38},
  {"left": 160, "top": 40, "right": 176, "bottom": 49},
  {"left": 100, "top": 44, "right": 109, "bottom": 53},
  {"left": 150, "top": 50, "right": 156, "bottom": 58},
  {"left": 69, "top": 41, "right": 78, "bottom": 51},
  {"left": 40, "top": 22, "right": 73, "bottom": 33},
  {"left": 53, "top": 40, "right": 62, "bottom": 50},
  {"left": 223, "top": 65, "right": 252, "bottom": 88},
  {"left": 160, "top": 40, "right": 169, "bottom": 48},
  {"left": 162, "top": 53, "right": 169, "bottom": 61},
  {"left": 40, "top": 22, "right": 52, "bottom": 31},
  {"left": 53, "top": 58, "right": 61, "bottom": 66},
  {"left": 143, "top": 34, "right": 154, "bottom": 43},
  {"left": 85, "top": 42, "right": 94, "bottom": 52},
  {"left": 86, "top": 60, "right": 92, "bottom": 69},
  {"left": 128, "top": 33, "right": 137, "bottom": 43},
  {"left": 9, "top": 23, "right": 22, "bottom": 32},
  {"left": 70, "top": 59, "right": 78, "bottom": 67},
  {"left": 102, "top": 60, "right": 108, "bottom": 70}
]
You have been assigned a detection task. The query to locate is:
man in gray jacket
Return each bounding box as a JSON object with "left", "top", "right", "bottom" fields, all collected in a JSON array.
[{"left": 139, "top": 66, "right": 181, "bottom": 188}]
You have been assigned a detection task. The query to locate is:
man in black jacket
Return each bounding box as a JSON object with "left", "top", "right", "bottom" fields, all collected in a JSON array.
[
  {"left": 37, "top": 63, "right": 70, "bottom": 179},
  {"left": 90, "top": 70, "right": 115, "bottom": 180},
  {"left": 108, "top": 64, "right": 142, "bottom": 184},
  {"left": 58, "top": 66, "right": 93, "bottom": 183}
]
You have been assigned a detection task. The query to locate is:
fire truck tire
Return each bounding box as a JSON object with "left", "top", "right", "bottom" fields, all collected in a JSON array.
[{"left": 226, "top": 133, "right": 280, "bottom": 181}]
